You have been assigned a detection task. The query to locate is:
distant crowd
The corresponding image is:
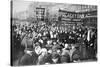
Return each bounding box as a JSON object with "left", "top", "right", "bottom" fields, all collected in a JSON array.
[{"left": 11, "top": 21, "right": 97, "bottom": 66}]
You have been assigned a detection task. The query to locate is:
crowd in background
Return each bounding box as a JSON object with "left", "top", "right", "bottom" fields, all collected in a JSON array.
[{"left": 11, "top": 21, "right": 97, "bottom": 66}]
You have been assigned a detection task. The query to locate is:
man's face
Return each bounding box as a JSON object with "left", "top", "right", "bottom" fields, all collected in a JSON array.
[{"left": 35, "top": 46, "right": 41, "bottom": 55}]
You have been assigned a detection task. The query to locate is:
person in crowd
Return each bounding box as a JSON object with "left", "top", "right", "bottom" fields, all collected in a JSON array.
[
  {"left": 37, "top": 48, "right": 48, "bottom": 65},
  {"left": 61, "top": 43, "right": 70, "bottom": 63}
]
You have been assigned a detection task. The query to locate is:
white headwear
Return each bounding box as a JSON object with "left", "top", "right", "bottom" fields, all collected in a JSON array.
[
  {"left": 65, "top": 43, "right": 68, "bottom": 48},
  {"left": 39, "top": 39, "right": 43, "bottom": 43},
  {"left": 48, "top": 49, "right": 52, "bottom": 54}
]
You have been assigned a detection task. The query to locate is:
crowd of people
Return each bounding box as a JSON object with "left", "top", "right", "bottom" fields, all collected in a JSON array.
[{"left": 11, "top": 21, "right": 97, "bottom": 66}]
